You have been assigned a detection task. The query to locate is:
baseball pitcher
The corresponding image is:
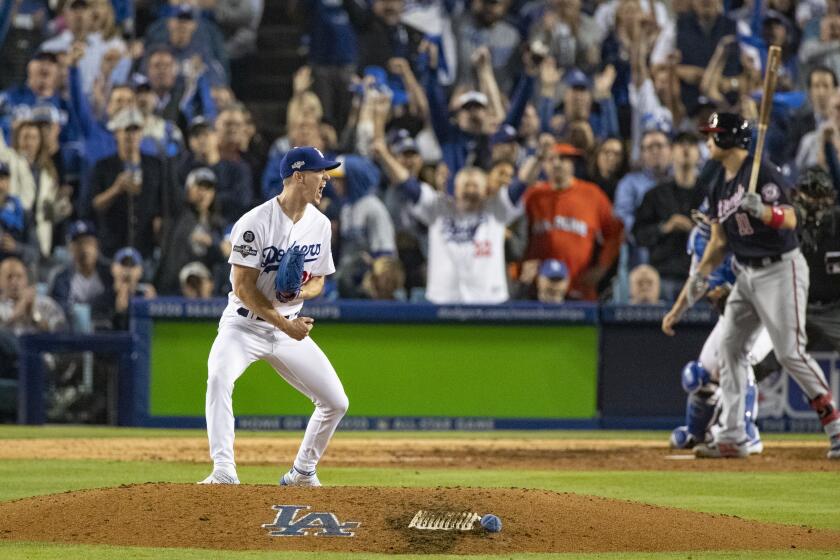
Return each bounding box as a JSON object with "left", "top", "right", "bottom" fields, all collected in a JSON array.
[{"left": 200, "top": 146, "right": 348, "bottom": 485}]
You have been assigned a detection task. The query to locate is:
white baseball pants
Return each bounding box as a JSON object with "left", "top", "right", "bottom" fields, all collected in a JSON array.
[{"left": 205, "top": 315, "right": 348, "bottom": 474}]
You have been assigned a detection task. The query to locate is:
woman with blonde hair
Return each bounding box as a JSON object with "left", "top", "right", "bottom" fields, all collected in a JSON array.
[
  {"left": 2, "top": 121, "right": 72, "bottom": 258},
  {"left": 89, "top": 0, "right": 120, "bottom": 41}
]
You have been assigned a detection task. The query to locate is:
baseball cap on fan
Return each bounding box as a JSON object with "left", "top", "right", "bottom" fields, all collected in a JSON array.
[
  {"left": 179, "top": 261, "right": 212, "bottom": 285},
  {"left": 454, "top": 90, "right": 488, "bottom": 111},
  {"left": 563, "top": 68, "right": 592, "bottom": 90},
  {"left": 388, "top": 128, "right": 419, "bottom": 155},
  {"left": 539, "top": 259, "right": 569, "bottom": 280},
  {"left": 171, "top": 4, "right": 196, "bottom": 19},
  {"left": 107, "top": 108, "right": 144, "bottom": 131},
  {"left": 186, "top": 167, "right": 217, "bottom": 188},
  {"left": 66, "top": 220, "right": 96, "bottom": 243},
  {"left": 114, "top": 246, "right": 143, "bottom": 267},
  {"left": 279, "top": 147, "right": 340, "bottom": 179}
]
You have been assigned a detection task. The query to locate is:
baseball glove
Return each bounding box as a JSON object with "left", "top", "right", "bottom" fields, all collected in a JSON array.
[{"left": 275, "top": 247, "right": 306, "bottom": 303}]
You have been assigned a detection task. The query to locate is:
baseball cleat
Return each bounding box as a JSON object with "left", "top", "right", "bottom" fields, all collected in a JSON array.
[
  {"left": 828, "top": 435, "right": 840, "bottom": 460},
  {"left": 746, "top": 437, "right": 764, "bottom": 455},
  {"left": 198, "top": 469, "right": 240, "bottom": 484},
  {"left": 280, "top": 466, "right": 321, "bottom": 487},
  {"left": 694, "top": 440, "right": 749, "bottom": 459},
  {"left": 745, "top": 424, "right": 763, "bottom": 455}
]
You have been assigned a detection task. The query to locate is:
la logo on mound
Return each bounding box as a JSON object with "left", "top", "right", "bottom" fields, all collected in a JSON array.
[{"left": 262, "top": 505, "right": 360, "bottom": 537}]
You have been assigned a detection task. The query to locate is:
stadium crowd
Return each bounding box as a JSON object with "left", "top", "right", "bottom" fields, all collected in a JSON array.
[{"left": 0, "top": 0, "right": 839, "bottom": 338}]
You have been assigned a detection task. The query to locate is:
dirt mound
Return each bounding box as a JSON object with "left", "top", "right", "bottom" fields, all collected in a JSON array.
[
  {"left": 0, "top": 437, "right": 835, "bottom": 471},
  {"left": 0, "top": 484, "right": 838, "bottom": 554}
]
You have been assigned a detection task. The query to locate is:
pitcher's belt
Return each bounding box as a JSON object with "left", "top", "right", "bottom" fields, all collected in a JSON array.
[{"left": 236, "top": 307, "right": 296, "bottom": 322}]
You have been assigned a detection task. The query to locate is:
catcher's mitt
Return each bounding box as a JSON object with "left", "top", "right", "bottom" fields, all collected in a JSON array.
[{"left": 275, "top": 246, "right": 306, "bottom": 303}]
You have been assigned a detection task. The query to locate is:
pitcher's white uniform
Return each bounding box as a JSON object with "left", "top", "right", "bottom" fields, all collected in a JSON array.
[
  {"left": 205, "top": 197, "right": 347, "bottom": 476},
  {"left": 412, "top": 184, "right": 522, "bottom": 303}
]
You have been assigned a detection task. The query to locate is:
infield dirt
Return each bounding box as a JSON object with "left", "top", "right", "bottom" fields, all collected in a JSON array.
[
  {"left": 1, "top": 484, "right": 839, "bottom": 554},
  {"left": 0, "top": 436, "right": 835, "bottom": 471}
]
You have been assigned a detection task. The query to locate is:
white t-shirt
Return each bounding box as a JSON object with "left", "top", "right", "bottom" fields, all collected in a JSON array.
[
  {"left": 223, "top": 198, "right": 335, "bottom": 323},
  {"left": 411, "top": 185, "right": 522, "bottom": 304}
]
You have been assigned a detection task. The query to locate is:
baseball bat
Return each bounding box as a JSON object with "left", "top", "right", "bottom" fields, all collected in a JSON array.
[{"left": 748, "top": 45, "right": 782, "bottom": 194}]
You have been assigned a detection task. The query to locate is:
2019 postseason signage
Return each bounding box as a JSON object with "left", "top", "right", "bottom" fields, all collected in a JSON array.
[{"left": 131, "top": 299, "right": 601, "bottom": 430}]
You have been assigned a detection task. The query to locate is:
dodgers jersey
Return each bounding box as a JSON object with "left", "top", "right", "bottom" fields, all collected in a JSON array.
[
  {"left": 706, "top": 156, "right": 798, "bottom": 260},
  {"left": 223, "top": 198, "right": 335, "bottom": 322},
  {"left": 411, "top": 183, "right": 522, "bottom": 304}
]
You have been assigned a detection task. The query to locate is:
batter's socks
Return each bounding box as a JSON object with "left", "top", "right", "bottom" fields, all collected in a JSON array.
[{"left": 809, "top": 393, "right": 840, "bottom": 437}]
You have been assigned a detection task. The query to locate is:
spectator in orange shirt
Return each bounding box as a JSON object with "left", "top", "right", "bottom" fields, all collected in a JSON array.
[{"left": 523, "top": 143, "right": 624, "bottom": 300}]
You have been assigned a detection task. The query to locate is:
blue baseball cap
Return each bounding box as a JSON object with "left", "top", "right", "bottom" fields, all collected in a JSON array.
[
  {"left": 564, "top": 68, "right": 591, "bottom": 90},
  {"left": 66, "top": 220, "right": 96, "bottom": 242},
  {"left": 539, "top": 259, "right": 569, "bottom": 280},
  {"left": 490, "top": 123, "right": 518, "bottom": 145},
  {"left": 388, "top": 128, "right": 419, "bottom": 155},
  {"left": 114, "top": 246, "right": 143, "bottom": 266},
  {"left": 641, "top": 112, "right": 673, "bottom": 139},
  {"left": 279, "top": 146, "right": 340, "bottom": 179},
  {"left": 170, "top": 4, "right": 195, "bottom": 19},
  {"left": 129, "top": 73, "right": 151, "bottom": 92}
]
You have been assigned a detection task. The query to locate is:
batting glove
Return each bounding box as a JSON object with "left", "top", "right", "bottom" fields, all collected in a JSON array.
[{"left": 739, "top": 192, "right": 764, "bottom": 219}]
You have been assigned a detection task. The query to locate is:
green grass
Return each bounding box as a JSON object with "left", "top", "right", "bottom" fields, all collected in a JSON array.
[{"left": 1, "top": 543, "right": 838, "bottom": 560}]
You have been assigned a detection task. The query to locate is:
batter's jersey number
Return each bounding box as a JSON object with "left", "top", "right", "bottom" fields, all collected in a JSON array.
[{"left": 734, "top": 212, "right": 754, "bottom": 236}]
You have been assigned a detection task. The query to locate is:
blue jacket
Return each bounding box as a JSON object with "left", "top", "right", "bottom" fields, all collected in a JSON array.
[
  {"left": 0, "top": 0, "right": 13, "bottom": 48},
  {"left": 144, "top": 14, "right": 230, "bottom": 83},
  {"left": 0, "top": 194, "right": 25, "bottom": 234},
  {"left": 306, "top": 0, "right": 359, "bottom": 66},
  {"left": 0, "top": 84, "right": 80, "bottom": 146},
  {"left": 341, "top": 154, "right": 380, "bottom": 203}
]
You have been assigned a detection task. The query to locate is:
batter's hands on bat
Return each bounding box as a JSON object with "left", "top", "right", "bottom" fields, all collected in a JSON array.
[
  {"left": 739, "top": 192, "right": 764, "bottom": 218},
  {"left": 283, "top": 316, "right": 314, "bottom": 341}
]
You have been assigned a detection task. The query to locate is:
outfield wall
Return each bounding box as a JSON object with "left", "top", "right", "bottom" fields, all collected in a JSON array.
[
  {"left": 16, "top": 298, "right": 838, "bottom": 431},
  {"left": 128, "top": 298, "right": 723, "bottom": 430}
]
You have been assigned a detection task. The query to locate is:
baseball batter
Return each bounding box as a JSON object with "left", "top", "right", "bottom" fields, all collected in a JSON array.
[
  {"left": 200, "top": 146, "right": 348, "bottom": 485},
  {"left": 663, "top": 113, "right": 840, "bottom": 459},
  {"left": 669, "top": 198, "right": 768, "bottom": 454}
]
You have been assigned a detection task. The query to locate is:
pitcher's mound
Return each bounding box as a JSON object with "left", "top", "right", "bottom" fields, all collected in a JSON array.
[{"left": 1, "top": 484, "right": 838, "bottom": 554}]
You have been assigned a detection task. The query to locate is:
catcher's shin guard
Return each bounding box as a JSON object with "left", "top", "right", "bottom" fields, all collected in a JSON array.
[
  {"left": 670, "top": 425, "right": 696, "bottom": 449},
  {"left": 744, "top": 373, "right": 759, "bottom": 428},
  {"left": 744, "top": 377, "right": 763, "bottom": 453},
  {"left": 685, "top": 386, "right": 720, "bottom": 441},
  {"left": 681, "top": 361, "right": 712, "bottom": 394}
]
